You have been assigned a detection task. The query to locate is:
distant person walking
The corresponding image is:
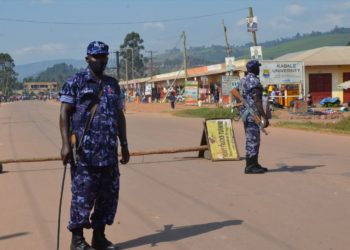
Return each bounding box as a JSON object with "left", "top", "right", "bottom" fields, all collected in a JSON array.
[
  {"left": 169, "top": 92, "right": 176, "bottom": 109},
  {"left": 307, "top": 92, "right": 313, "bottom": 106}
]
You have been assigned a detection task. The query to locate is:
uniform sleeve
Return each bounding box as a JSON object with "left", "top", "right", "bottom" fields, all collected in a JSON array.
[
  {"left": 249, "top": 76, "right": 263, "bottom": 99},
  {"left": 247, "top": 76, "right": 261, "bottom": 91},
  {"left": 59, "top": 76, "right": 77, "bottom": 105},
  {"left": 238, "top": 78, "right": 245, "bottom": 90}
]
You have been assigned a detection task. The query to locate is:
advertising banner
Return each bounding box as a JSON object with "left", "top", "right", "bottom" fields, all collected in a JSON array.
[
  {"left": 184, "top": 81, "right": 198, "bottom": 105},
  {"left": 247, "top": 16, "right": 258, "bottom": 32},
  {"left": 145, "top": 83, "right": 152, "bottom": 95},
  {"left": 259, "top": 61, "right": 304, "bottom": 85},
  {"left": 205, "top": 119, "right": 239, "bottom": 161},
  {"left": 250, "top": 46, "right": 263, "bottom": 60},
  {"left": 221, "top": 75, "right": 240, "bottom": 96},
  {"left": 225, "top": 57, "right": 235, "bottom": 71}
]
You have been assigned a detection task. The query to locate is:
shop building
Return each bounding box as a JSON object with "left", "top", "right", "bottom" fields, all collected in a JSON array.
[
  {"left": 275, "top": 46, "right": 350, "bottom": 104},
  {"left": 23, "top": 82, "right": 58, "bottom": 95}
]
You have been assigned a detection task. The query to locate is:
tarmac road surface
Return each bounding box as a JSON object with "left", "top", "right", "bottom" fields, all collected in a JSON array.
[{"left": 0, "top": 101, "right": 350, "bottom": 250}]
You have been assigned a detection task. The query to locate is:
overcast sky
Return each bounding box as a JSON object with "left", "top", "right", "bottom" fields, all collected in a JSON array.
[{"left": 1, "top": 0, "right": 349, "bottom": 65}]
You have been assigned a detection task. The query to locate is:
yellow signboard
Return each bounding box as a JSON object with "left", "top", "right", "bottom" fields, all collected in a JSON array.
[{"left": 205, "top": 119, "right": 239, "bottom": 161}]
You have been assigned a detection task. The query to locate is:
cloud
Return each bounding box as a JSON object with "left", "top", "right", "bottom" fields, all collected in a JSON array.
[
  {"left": 325, "top": 13, "right": 345, "bottom": 26},
  {"left": 268, "top": 16, "right": 293, "bottom": 29},
  {"left": 285, "top": 4, "right": 306, "bottom": 16},
  {"left": 143, "top": 22, "right": 165, "bottom": 31},
  {"left": 14, "top": 43, "right": 65, "bottom": 57},
  {"left": 32, "top": 0, "right": 55, "bottom": 4},
  {"left": 236, "top": 18, "right": 247, "bottom": 27},
  {"left": 335, "top": 2, "right": 350, "bottom": 10}
]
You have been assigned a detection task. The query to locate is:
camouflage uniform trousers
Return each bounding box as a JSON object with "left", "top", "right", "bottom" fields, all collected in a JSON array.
[
  {"left": 68, "top": 164, "right": 120, "bottom": 231},
  {"left": 244, "top": 116, "right": 261, "bottom": 159}
]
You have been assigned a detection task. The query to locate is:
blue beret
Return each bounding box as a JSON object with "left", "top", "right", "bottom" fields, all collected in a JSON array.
[
  {"left": 246, "top": 60, "right": 261, "bottom": 72},
  {"left": 87, "top": 41, "right": 109, "bottom": 55}
]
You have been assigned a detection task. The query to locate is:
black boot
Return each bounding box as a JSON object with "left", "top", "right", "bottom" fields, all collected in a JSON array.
[
  {"left": 253, "top": 154, "right": 268, "bottom": 172},
  {"left": 245, "top": 156, "right": 265, "bottom": 174},
  {"left": 71, "top": 228, "right": 96, "bottom": 250},
  {"left": 91, "top": 226, "right": 118, "bottom": 250}
]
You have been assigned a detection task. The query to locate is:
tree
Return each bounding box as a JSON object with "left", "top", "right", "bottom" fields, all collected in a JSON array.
[
  {"left": 0, "top": 53, "right": 18, "bottom": 97},
  {"left": 24, "top": 63, "right": 81, "bottom": 89},
  {"left": 119, "top": 32, "right": 145, "bottom": 80}
]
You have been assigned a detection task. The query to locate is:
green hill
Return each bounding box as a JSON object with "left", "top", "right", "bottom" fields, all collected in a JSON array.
[
  {"left": 153, "top": 27, "right": 350, "bottom": 72},
  {"left": 23, "top": 63, "right": 82, "bottom": 88},
  {"left": 260, "top": 29, "right": 350, "bottom": 59}
]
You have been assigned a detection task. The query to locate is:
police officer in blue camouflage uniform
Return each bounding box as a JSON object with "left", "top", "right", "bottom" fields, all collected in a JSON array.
[
  {"left": 231, "top": 60, "right": 269, "bottom": 174},
  {"left": 59, "top": 41, "right": 129, "bottom": 250}
]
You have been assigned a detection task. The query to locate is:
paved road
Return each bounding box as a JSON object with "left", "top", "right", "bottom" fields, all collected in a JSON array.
[{"left": 0, "top": 101, "right": 350, "bottom": 250}]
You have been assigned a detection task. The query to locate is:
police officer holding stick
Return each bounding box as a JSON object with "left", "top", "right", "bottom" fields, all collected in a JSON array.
[{"left": 60, "top": 41, "right": 129, "bottom": 250}]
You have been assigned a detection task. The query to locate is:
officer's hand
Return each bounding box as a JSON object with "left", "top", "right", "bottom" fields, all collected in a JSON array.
[
  {"left": 261, "top": 118, "right": 270, "bottom": 128},
  {"left": 61, "top": 143, "right": 72, "bottom": 165},
  {"left": 120, "top": 146, "right": 130, "bottom": 165}
]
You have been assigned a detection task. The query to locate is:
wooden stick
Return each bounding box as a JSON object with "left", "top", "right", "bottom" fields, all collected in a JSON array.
[{"left": 0, "top": 145, "right": 209, "bottom": 164}]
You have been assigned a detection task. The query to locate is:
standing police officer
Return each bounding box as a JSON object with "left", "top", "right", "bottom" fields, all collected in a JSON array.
[
  {"left": 231, "top": 60, "right": 269, "bottom": 174},
  {"left": 59, "top": 41, "right": 129, "bottom": 250}
]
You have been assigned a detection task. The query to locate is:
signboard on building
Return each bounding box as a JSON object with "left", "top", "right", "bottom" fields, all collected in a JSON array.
[
  {"left": 221, "top": 75, "right": 240, "bottom": 96},
  {"left": 200, "top": 76, "right": 208, "bottom": 86},
  {"left": 250, "top": 46, "right": 263, "bottom": 60},
  {"left": 207, "top": 64, "right": 222, "bottom": 71},
  {"left": 225, "top": 57, "right": 235, "bottom": 71},
  {"left": 247, "top": 16, "right": 258, "bottom": 32},
  {"left": 145, "top": 83, "right": 152, "bottom": 95},
  {"left": 184, "top": 81, "right": 198, "bottom": 105},
  {"left": 205, "top": 119, "right": 239, "bottom": 161},
  {"left": 259, "top": 61, "right": 304, "bottom": 85}
]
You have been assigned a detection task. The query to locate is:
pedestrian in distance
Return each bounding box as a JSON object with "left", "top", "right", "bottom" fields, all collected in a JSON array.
[
  {"left": 307, "top": 92, "right": 313, "bottom": 107},
  {"left": 270, "top": 87, "right": 277, "bottom": 111},
  {"left": 169, "top": 91, "right": 176, "bottom": 109},
  {"left": 231, "top": 60, "right": 270, "bottom": 174},
  {"left": 59, "top": 41, "right": 130, "bottom": 250}
]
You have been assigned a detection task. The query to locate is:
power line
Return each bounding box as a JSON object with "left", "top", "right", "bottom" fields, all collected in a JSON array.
[{"left": 0, "top": 8, "right": 247, "bottom": 25}]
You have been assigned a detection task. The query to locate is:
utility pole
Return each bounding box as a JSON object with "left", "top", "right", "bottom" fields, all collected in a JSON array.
[
  {"left": 122, "top": 48, "right": 134, "bottom": 80},
  {"left": 248, "top": 7, "right": 258, "bottom": 46},
  {"left": 114, "top": 51, "right": 120, "bottom": 80},
  {"left": 123, "top": 58, "right": 128, "bottom": 85},
  {"left": 182, "top": 31, "right": 188, "bottom": 81},
  {"left": 146, "top": 50, "right": 157, "bottom": 79},
  {"left": 127, "top": 48, "right": 134, "bottom": 81},
  {"left": 4, "top": 71, "right": 8, "bottom": 97},
  {"left": 3, "top": 64, "right": 9, "bottom": 98},
  {"left": 222, "top": 20, "right": 232, "bottom": 57},
  {"left": 0, "top": 62, "right": 9, "bottom": 97}
]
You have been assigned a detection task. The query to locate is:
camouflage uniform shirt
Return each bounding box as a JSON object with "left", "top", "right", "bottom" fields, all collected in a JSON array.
[
  {"left": 238, "top": 72, "right": 262, "bottom": 118},
  {"left": 60, "top": 68, "right": 123, "bottom": 167}
]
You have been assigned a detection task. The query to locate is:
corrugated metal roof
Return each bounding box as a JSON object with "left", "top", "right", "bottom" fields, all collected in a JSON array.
[
  {"left": 275, "top": 46, "right": 350, "bottom": 66},
  {"left": 119, "top": 59, "right": 249, "bottom": 85}
]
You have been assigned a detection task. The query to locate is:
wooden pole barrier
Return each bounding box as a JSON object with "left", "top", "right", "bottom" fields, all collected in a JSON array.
[{"left": 0, "top": 145, "right": 209, "bottom": 166}]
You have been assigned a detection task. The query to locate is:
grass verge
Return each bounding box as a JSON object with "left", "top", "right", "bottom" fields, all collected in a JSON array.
[
  {"left": 174, "top": 107, "right": 350, "bottom": 135},
  {"left": 273, "top": 116, "right": 350, "bottom": 135},
  {"left": 173, "top": 107, "right": 238, "bottom": 119}
]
